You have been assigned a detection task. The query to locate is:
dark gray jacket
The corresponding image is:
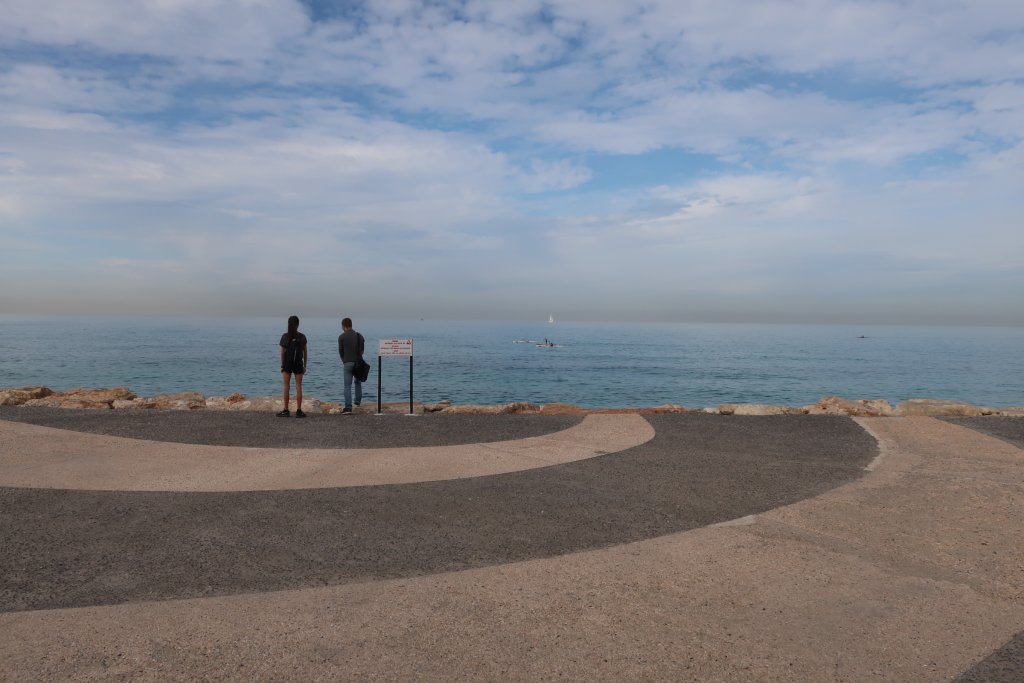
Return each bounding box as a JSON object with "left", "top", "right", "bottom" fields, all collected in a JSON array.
[{"left": 338, "top": 330, "right": 365, "bottom": 364}]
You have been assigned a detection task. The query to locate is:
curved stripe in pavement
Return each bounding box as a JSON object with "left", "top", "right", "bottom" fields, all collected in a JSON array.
[
  {"left": 3, "top": 416, "right": 1021, "bottom": 681},
  {"left": 0, "top": 414, "right": 876, "bottom": 612},
  {"left": 943, "top": 416, "right": 1024, "bottom": 450},
  {"left": 0, "top": 414, "right": 652, "bottom": 490},
  {"left": 0, "top": 407, "right": 586, "bottom": 448},
  {"left": 953, "top": 631, "right": 1024, "bottom": 682}
]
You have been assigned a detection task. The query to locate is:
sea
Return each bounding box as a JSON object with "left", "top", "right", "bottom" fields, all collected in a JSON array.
[{"left": 1, "top": 315, "right": 1022, "bottom": 409}]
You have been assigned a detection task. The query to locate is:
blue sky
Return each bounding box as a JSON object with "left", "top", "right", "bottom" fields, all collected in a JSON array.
[{"left": 1, "top": 0, "right": 1022, "bottom": 324}]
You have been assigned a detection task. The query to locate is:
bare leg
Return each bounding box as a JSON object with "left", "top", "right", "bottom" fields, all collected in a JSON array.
[
  {"left": 295, "top": 373, "right": 303, "bottom": 411},
  {"left": 282, "top": 371, "right": 291, "bottom": 410}
]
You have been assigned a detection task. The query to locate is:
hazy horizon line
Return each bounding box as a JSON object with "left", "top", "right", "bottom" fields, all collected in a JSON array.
[{"left": 2, "top": 311, "right": 1022, "bottom": 329}]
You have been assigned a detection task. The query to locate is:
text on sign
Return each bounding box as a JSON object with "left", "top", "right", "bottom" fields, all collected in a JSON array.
[{"left": 379, "top": 338, "right": 413, "bottom": 356}]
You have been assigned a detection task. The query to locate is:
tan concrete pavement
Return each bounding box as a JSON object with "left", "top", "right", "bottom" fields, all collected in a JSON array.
[
  {"left": 1, "top": 416, "right": 1021, "bottom": 681},
  {"left": 0, "top": 414, "right": 653, "bottom": 490}
]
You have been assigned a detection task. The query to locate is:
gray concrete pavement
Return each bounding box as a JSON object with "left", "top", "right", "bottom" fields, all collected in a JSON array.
[{"left": 1, "top": 412, "right": 1022, "bottom": 681}]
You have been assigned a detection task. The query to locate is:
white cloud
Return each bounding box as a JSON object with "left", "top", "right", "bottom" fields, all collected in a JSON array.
[
  {"left": 0, "top": 93, "right": 531, "bottom": 298},
  {"left": 0, "top": 64, "right": 169, "bottom": 113},
  {"left": 1, "top": 0, "right": 310, "bottom": 63},
  {"left": 650, "top": 174, "right": 821, "bottom": 224},
  {"left": 518, "top": 159, "right": 592, "bottom": 192},
  {"left": 1, "top": 0, "right": 1022, "bottom": 322},
  {"left": 536, "top": 150, "right": 1023, "bottom": 314}
]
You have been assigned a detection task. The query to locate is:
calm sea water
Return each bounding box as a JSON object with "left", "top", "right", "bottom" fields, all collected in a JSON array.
[{"left": 0, "top": 316, "right": 1021, "bottom": 409}]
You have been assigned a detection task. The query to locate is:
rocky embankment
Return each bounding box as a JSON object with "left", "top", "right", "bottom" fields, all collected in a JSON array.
[{"left": 1, "top": 386, "right": 1021, "bottom": 417}]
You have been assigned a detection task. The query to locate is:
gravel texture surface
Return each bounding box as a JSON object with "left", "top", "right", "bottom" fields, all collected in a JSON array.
[{"left": 0, "top": 414, "right": 876, "bottom": 612}]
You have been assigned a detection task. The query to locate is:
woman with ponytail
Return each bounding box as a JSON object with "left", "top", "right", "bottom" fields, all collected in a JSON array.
[{"left": 278, "top": 315, "right": 308, "bottom": 417}]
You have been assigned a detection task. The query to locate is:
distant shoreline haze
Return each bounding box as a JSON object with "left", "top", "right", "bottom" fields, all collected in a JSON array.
[{"left": 1, "top": 311, "right": 1022, "bottom": 328}]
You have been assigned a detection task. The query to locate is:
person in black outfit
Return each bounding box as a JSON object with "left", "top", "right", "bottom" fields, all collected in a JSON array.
[{"left": 278, "top": 315, "right": 308, "bottom": 417}]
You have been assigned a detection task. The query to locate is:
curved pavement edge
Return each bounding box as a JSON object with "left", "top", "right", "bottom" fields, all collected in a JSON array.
[{"left": 0, "top": 413, "right": 653, "bottom": 490}]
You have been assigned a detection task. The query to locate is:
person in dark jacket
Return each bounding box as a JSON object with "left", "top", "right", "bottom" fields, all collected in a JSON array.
[
  {"left": 278, "top": 315, "right": 308, "bottom": 418},
  {"left": 337, "top": 317, "right": 365, "bottom": 414}
]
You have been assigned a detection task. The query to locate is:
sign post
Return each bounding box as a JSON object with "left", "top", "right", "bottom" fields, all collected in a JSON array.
[{"left": 377, "top": 338, "right": 414, "bottom": 415}]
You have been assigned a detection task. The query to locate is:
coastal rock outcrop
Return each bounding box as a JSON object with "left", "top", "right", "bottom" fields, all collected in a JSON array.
[
  {"left": 801, "top": 396, "right": 893, "bottom": 417},
  {"left": 0, "top": 386, "right": 53, "bottom": 406},
  {"left": 507, "top": 402, "right": 542, "bottom": 414},
  {"left": 431, "top": 402, "right": 594, "bottom": 414},
  {"left": 893, "top": 399, "right": 995, "bottom": 417},
  {"left": 243, "top": 396, "right": 325, "bottom": 414},
  {"left": 719, "top": 403, "right": 793, "bottom": 416},
  {"left": 22, "top": 387, "right": 135, "bottom": 409},
  {"left": 359, "top": 402, "right": 429, "bottom": 414},
  {"left": 440, "top": 403, "right": 513, "bottom": 414},
  {"left": 437, "top": 402, "right": 543, "bottom": 414},
  {"left": 3, "top": 386, "right": 1021, "bottom": 417},
  {"left": 593, "top": 404, "right": 695, "bottom": 414},
  {"left": 640, "top": 404, "right": 692, "bottom": 414},
  {"left": 538, "top": 403, "right": 587, "bottom": 415},
  {"left": 115, "top": 392, "right": 207, "bottom": 410},
  {"left": 205, "top": 393, "right": 252, "bottom": 410}
]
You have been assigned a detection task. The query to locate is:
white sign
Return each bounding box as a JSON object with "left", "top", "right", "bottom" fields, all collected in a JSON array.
[{"left": 379, "top": 338, "right": 413, "bottom": 356}]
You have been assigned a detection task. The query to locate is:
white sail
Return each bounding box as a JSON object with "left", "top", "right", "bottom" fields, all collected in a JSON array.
[{"left": 548, "top": 315, "right": 554, "bottom": 324}]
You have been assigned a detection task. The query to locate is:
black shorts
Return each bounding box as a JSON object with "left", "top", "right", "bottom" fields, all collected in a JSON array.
[{"left": 282, "top": 361, "right": 305, "bottom": 375}]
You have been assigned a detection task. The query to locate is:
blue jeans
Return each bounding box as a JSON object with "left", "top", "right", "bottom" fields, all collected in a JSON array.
[{"left": 343, "top": 361, "right": 362, "bottom": 408}]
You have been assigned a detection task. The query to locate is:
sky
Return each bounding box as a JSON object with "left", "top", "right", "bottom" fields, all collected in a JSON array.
[{"left": 1, "top": 0, "right": 1022, "bottom": 325}]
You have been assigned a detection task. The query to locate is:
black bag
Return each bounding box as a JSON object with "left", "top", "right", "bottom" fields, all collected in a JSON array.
[
  {"left": 287, "top": 336, "right": 305, "bottom": 373},
  {"left": 354, "top": 358, "right": 371, "bottom": 382}
]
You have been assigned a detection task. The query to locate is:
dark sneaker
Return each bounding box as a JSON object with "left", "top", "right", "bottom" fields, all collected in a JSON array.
[
  {"left": 354, "top": 402, "right": 361, "bottom": 406},
  {"left": 276, "top": 409, "right": 290, "bottom": 417},
  {"left": 341, "top": 406, "right": 353, "bottom": 414},
  {"left": 295, "top": 409, "right": 306, "bottom": 418}
]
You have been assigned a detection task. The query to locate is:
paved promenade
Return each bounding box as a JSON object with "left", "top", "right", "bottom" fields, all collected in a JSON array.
[{"left": 0, "top": 409, "right": 1021, "bottom": 681}]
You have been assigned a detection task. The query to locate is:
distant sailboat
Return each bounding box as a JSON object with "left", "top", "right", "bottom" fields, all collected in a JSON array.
[{"left": 548, "top": 315, "right": 555, "bottom": 324}]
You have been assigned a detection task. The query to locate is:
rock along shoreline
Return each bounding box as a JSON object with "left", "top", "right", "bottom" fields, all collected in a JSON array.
[{"left": 1, "top": 386, "right": 1022, "bottom": 417}]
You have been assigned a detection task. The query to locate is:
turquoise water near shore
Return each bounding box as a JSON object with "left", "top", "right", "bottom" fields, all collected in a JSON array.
[{"left": 1, "top": 315, "right": 1021, "bottom": 409}]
